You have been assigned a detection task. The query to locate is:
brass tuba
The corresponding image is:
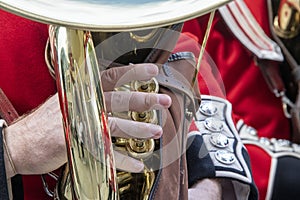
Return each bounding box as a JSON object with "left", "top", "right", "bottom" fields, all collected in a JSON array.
[
  {"left": 273, "top": 0, "right": 300, "bottom": 39},
  {"left": 0, "top": 0, "right": 231, "bottom": 199}
]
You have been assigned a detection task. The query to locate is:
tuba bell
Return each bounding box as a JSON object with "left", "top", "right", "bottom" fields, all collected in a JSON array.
[{"left": 0, "top": 0, "right": 232, "bottom": 199}]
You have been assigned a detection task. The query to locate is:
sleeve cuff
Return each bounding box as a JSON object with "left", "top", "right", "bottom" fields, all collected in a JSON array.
[{"left": 187, "top": 95, "right": 258, "bottom": 200}]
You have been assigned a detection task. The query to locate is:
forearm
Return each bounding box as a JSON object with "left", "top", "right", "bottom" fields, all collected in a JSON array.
[{"left": 4, "top": 94, "right": 66, "bottom": 177}]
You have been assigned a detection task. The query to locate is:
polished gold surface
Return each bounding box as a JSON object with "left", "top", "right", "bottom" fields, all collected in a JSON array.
[
  {"left": 113, "top": 79, "right": 159, "bottom": 200},
  {"left": 131, "top": 79, "right": 159, "bottom": 93},
  {"left": 274, "top": 0, "right": 300, "bottom": 38},
  {"left": 130, "top": 110, "right": 158, "bottom": 124},
  {"left": 0, "top": 0, "right": 232, "bottom": 31},
  {"left": 49, "top": 26, "right": 118, "bottom": 199},
  {"left": 126, "top": 139, "right": 155, "bottom": 159},
  {"left": 0, "top": 1, "right": 235, "bottom": 199}
]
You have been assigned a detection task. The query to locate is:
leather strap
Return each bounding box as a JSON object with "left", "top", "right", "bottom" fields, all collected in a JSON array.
[
  {"left": 156, "top": 52, "right": 200, "bottom": 118},
  {"left": 0, "top": 89, "right": 19, "bottom": 125},
  {"left": 267, "top": 0, "right": 300, "bottom": 143},
  {"left": 220, "top": 0, "right": 300, "bottom": 143},
  {"left": 291, "top": 84, "right": 300, "bottom": 142},
  {"left": 156, "top": 70, "right": 195, "bottom": 111},
  {"left": 151, "top": 52, "right": 199, "bottom": 200},
  {"left": 255, "top": 59, "right": 286, "bottom": 96},
  {"left": 0, "top": 89, "right": 23, "bottom": 199}
]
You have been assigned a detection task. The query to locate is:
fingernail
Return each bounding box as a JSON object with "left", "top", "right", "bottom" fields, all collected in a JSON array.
[
  {"left": 158, "top": 94, "right": 172, "bottom": 107},
  {"left": 153, "top": 126, "right": 163, "bottom": 139},
  {"left": 146, "top": 64, "right": 158, "bottom": 76}
]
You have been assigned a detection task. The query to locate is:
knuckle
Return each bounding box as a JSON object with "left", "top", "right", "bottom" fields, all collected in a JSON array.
[
  {"left": 102, "top": 68, "right": 118, "bottom": 86},
  {"left": 112, "top": 92, "right": 123, "bottom": 105},
  {"left": 144, "top": 93, "right": 156, "bottom": 110}
]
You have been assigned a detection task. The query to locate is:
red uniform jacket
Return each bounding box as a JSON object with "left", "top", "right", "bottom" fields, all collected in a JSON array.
[
  {"left": 0, "top": 9, "right": 57, "bottom": 200},
  {"left": 0, "top": 0, "right": 290, "bottom": 198},
  {"left": 182, "top": 0, "right": 291, "bottom": 199}
]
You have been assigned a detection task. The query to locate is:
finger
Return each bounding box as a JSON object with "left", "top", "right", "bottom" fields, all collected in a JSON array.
[
  {"left": 101, "top": 63, "right": 158, "bottom": 91},
  {"left": 108, "top": 117, "right": 162, "bottom": 139},
  {"left": 105, "top": 91, "right": 171, "bottom": 113},
  {"left": 114, "top": 150, "right": 144, "bottom": 173}
]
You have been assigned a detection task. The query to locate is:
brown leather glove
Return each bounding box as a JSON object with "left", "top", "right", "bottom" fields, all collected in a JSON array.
[{"left": 151, "top": 51, "right": 200, "bottom": 200}]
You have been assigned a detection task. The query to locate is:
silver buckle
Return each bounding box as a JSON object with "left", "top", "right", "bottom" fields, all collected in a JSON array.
[
  {"left": 274, "top": 90, "right": 295, "bottom": 118},
  {"left": 41, "top": 172, "right": 59, "bottom": 197}
]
